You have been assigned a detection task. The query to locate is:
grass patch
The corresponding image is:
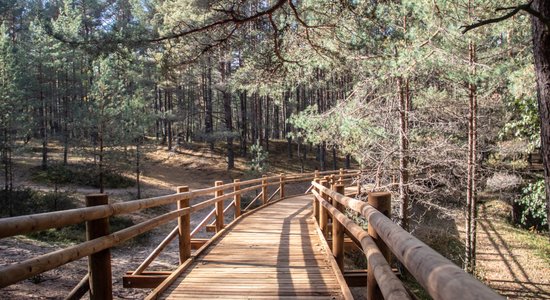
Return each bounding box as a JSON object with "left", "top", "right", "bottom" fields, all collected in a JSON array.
[
  {"left": 0, "top": 189, "right": 78, "bottom": 217},
  {"left": 31, "top": 163, "right": 134, "bottom": 189},
  {"left": 507, "top": 224, "right": 550, "bottom": 265}
]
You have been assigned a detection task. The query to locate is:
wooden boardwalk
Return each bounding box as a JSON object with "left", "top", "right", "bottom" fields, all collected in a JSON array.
[{"left": 158, "top": 195, "right": 350, "bottom": 299}]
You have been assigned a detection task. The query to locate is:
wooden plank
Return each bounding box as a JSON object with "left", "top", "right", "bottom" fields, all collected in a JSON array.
[{"left": 157, "top": 195, "right": 348, "bottom": 300}]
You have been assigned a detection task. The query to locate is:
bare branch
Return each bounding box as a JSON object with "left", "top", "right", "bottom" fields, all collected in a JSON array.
[{"left": 461, "top": 0, "right": 550, "bottom": 34}]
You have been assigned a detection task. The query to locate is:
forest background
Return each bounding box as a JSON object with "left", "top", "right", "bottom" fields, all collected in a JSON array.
[{"left": 0, "top": 0, "right": 549, "bottom": 281}]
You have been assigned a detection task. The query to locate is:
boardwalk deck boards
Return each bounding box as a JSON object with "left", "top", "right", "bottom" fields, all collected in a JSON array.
[{"left": 158, "top": 195, "right": 348, "bottom": 299}]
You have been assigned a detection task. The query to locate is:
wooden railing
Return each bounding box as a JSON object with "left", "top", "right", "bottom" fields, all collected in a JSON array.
[
  {"left": 311, "top": 179, "right": 503, "bottom": 300},
  {"left": 0, "top": 169, "right": 359, "bottom": 299}
]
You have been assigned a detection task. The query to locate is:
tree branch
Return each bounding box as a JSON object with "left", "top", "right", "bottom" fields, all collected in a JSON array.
[{"left": 461, "top": 0, "right": 550, "bottom": 34}]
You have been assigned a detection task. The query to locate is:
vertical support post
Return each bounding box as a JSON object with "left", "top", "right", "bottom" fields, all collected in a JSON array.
[
  {"left": 85, "top": 194, "right": 112, "bottom": 300},
  {"left": 177, "top": 186, "right": 190, "bottom": 264},
  {"left": 338, "top": 168, "right": 344, "bottom": 184},
  {"left": 279, "top": 173, "right": 285, "bottom": 199},
  {"left": 333, "top": 184, "right": 345, "bottom": 271},
  {"left": 367, "top": 192, "right": 392, "bottom": 300},
  {"left": 313, "top": 178, "right": 320, "bottom": 223},
  {"left": 325, "top": 176, "right": 333, "bottom": 225},
  {"left": 234, "top": 179, "right": 241, "bottom": 218},
  {"left": 261, "top": 175, "right": 268, "bottom": 204},
  {"left": 215, "top": 181, "right": 224, "bottom": 232},
  {"left": 319, "top": 179, "right": 330, "bottom": 237}
]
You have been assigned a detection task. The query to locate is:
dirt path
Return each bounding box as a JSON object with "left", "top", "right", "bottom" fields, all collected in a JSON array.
[{"left": 476, "top": 200, "right": 550, "bottom": 299}]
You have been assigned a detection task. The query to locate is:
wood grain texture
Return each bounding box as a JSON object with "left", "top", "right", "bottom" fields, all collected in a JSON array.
[{"left": 158, "top": 195, "right": 348, "bottom": 299}]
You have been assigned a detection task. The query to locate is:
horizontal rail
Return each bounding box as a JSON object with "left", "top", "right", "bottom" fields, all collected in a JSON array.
[
  {"left": 0, "top": 170, "right": 358, "bottom": 294},
  {"left": 0, "top": 207, "right": 189, "bottom": 288},
  {"left": 312, "top": 181, "right": 503, "bottom": 300},
  {"left": 0, "top": 170, "right": 358, "bottom": 239},
  {"left": 312, "top": 190, "right": 410, "bottom": 300}
]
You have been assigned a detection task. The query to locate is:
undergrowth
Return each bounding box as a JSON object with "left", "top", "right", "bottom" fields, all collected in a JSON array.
[
  {"left": 31, "top": 163, "right": 134, "bottom": 189},
  {"left": 0, "top": 189, "right": 147, "bottom": 246}
]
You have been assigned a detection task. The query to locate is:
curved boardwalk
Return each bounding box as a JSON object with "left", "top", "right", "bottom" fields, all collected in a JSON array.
[{"left": 157, "top": 195, "right": 350, "bottom": 299}]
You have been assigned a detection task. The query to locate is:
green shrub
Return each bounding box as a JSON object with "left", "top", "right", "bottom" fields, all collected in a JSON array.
[
  {"left": 247, "top": 141, "right": 269, "bottom": 174},
  {"left": 0, "top": 189, "right": 146, "bottom": 245},
  {"left": 31, "top": 163, "right": 134, "bottom": 189},
  {"left": 0, "top": 189, "right": 78, "bottom": 217},
  {"left": 516, "top": 179, "right": 548, "bottom": 230}
]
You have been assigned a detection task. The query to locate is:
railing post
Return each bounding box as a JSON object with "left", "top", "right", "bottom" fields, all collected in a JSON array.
[
  {"left": 85, "top": 194, "right": 112, "bottom": 300},
  {"left": 367, "top": 192, "right": 392, "bottom": 300},
  {"left": 177, "top": 186, "right": 190, "bottom": 264},
  {"left": 325, "top": 176, "right": 333, "bottom": 225},
  {"left": 234, "top": 179, "right": 241, "bottom": 218},
  {"left": 261, "top": 175, "right": 268, "bottom": 204},
  {"left": 313, "top": 178, "right": 320, "bottom": 223},
  {"left": 320, "top": 179, "right": 330, "bottom": 237},
  {"left": 333, "top": 184, "right": 345, "bottom": 271},
  {"left": 338, "top": 168, "right": 344, "bottom": 184},
  {"left": 215, "top": 181, "right": 224, "bottom": 232},
  {"left": 279, "top": 173, "right": 285, "bottom": 199}
]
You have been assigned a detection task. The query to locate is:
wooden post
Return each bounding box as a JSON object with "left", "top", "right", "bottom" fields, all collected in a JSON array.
[
  {"left": 279, "top": 173, "right": 285, "bottom": 199},
  {"left": 261, "top": 175, "right": 267, "bottom": 204},
  {"left": 333, "top": 184, "right": 345, "bottom": 271},
  {"left": 324, "top": 176, "right": 333, "bottom": 225},
  {"left": 313, "top": 178, "right": 320, "bottom": 223},
  {"left": 177, "top": 186, "right": 190, "bottom": 264},
  {"left": 338, "top": 168, "right": 344, "bottom": 184},
  {"left": 234, "top": 179, "right": 241, "bottom": 218},
  {"left": 367, "top": 192, "right": 392, "bottom": 300},
  {"left": 215, "top": 181, "right": 224, "bottom": 232},
  {"left": 320, "top": 180, "right": 330, "bottom": 237},
  {"left": 85, "top": 194, "right": 112, "bottom": 300}
]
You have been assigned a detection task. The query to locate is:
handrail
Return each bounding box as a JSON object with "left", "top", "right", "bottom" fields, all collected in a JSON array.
[
  {"left": 0, "top": 207, "right": 189, "bottom": 287},
  {"left": 311, "top": 181, "right": 503, "bottom": 300},
  {"left": 312, "top": 189, "right": 410, "bottom": 300},
  {"left": 0, "top": 169, "right": 361, "bottom": 298}
]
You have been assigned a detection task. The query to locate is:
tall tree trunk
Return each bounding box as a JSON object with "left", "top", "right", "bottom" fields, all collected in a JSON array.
[
  {"left": 465, "top": 41, "right": 478, "bottom": 273},
  {"left": 220, "top": 48, "right": 234, "bottom": 169},
  {"left": 332, "top": 147, "right": 337, "bottom": 170},
  {"left": 240, "top": 91, "right": 248, "bottom": 156},
  {"left": 167, "top": 92, "right": 173, "bottom": 151},
  {"left": 136, "top": 143, "right": 141, "bottom": 199},
  {"left": 398, "top": 77, "right": 410, "bottom": 231},
  {"left": 40, "top": 64, "right": 48, "bottom": 170},
  {"left": 285, "top": 91, "right": 293, "bottom": 159},
  {"left": 205, "top": 59, "right": 214, "bottom": 150},
  {"left": 532, "top": 0, "right": 550, "bottom": 229},
  {"left": 264, "top": 96, "right": 269, "bottom": 151},
  {"left": 99, "top": 120, "right": 105, "bottom": 194}
]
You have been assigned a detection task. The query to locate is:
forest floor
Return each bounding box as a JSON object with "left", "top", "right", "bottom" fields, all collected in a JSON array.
[
  {"left": 474, "top": 198, "right": 550, "bottom": 299},
  {"left": 0, "top": 140, "right": 549, "bottom": 299}
]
